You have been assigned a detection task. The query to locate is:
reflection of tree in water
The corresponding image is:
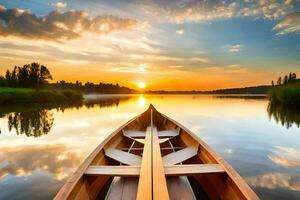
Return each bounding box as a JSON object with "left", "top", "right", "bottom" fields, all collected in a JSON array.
[
  {"left": 1, "top": 95, "right": 135, "bottom": 137},
  {"left": 7, "top": 110, "right": 54, "bottom": 137},
  {"left": 267, "top": 102, "right": 300, "bottom": 129}
]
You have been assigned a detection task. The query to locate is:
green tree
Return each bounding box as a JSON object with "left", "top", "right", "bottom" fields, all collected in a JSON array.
[
  {"left": 10, "top": 66, "right": 18, "bottom": 87},
  {"left": 283, "top": 75, "right": 288, "bottom": 84},
  {"left": 277, "top": 77, "right": 282, "bottom": 85},
  {"left": 5, "top": 70, "right": 11, "bottom": 85},
  {"left": 0, "top": 75, "right": 7, "bottom": 86}
]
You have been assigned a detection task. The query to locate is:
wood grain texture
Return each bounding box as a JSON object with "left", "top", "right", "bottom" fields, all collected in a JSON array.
[
  {"left": 158, "top": 130, "right": 179, "bottom": 137},
  {"left": 167, "top": 176, "right": 196, "bottom": 200},
  {"left": 163, "top": 147, "right": 198, "bottom": 165},
  {"left": 136, "top": 126, "right": 152, "bottom": 200},
  {"left": 164, "top": 164, "right": 225, "bottom": 176},
  {"left": 105, "top": 148, "right": 142, "bottom": 166},
  {"left": 85, "top": 166, "right": 140, "bottom": 177},
  {"left": 152, "top": 126, "right": 170, "bottom": 200},
  {"left": 123, "top": 130, "right": 146, "bottom": 138}
]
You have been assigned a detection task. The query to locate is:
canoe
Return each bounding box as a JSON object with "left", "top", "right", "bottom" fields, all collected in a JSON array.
[{"left": 55, "top": 104, "right": 259, "bottom": 200}]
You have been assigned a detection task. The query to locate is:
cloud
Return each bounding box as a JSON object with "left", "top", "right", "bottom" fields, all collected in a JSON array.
[
  {"left": 110, "top": 63, "right": 148, "bottom": 73},
  {"left": 228, "top": 44, "right": 242, "bottom": 52},
  {"left": 139, "top": 0, "right": 294, "bottom": 24},
  {"left": 176, "top": 29, "right": 184, "bottom": 35},
  {"left": 0, "top": 7, "right": 138, "bottom": 41},
  {"left": 273, "top": 12, "right": 300, "bottom": 35},
  {"left": 50, "top": 2, "right": 67, "bottom": 8},
  {"left": 192, "top": 50, "right": 208, "bottom": 55},
  {"left": 190, "top": 57, "right": 209, "bottom": 63}
]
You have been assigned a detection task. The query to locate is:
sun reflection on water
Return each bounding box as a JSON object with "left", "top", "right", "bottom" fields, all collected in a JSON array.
[{"left": 138, "top": 95, "right": 146, "bottom": 107}]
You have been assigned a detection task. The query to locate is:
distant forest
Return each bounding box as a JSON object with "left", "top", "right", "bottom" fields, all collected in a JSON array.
[
  {"left": 0, "top": 63, "right": 135, "bottom": 94},
  {"left": 51, "top": 81, "right": 135, "bottom": 94}
]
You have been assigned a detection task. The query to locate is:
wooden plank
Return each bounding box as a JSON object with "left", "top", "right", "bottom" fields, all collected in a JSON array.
[
  {"left": 123, "top": 130, "right": 145, "bottom": 138},
  {"left": 105, "top": 177, "right": 138, "bottom": 200},
  {"left": 136, "top": 126, "right": 152, "bottom": 200},
  {"left": 166, "top": 176, "right": 196, "bottom": 200},
  {"left": 134, "top": 139, "right": 145, "bottom": 144},
  {"left": 123, "top": 130, "right": 145, "bottom": 144},
  {"left": 158, "top": 130, "right": 179, "bottom": 138},
  {"left": 164, "top": 164, "right": 225, "bottom": 176},
  {"left": 122, "top": 178, "right": 139, "bottom": 200},
  {"left": 159, "top": 138, "right": 169, "bottom": 144},
  {"left": 163, "top": 147, "right": 198, "bottom": 165},
  {"left": 105, "top": 148, "right": 142, "bottom": 166},
  {"left": 85, "top": 164, "right": 224, "bottom": 177},
  {"left": 105, "top": 177, "right": 124, "bottom": 200},
  {"left": 152, "top": 126, "right": 170, "bottom": 200},
  {"left": 85, "top": 166, "right": 140, "bottom": 177}
]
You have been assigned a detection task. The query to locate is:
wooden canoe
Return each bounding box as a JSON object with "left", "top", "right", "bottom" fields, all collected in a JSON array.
[{"left": 55, "top": 104, "right": 259, "bottom": 200}]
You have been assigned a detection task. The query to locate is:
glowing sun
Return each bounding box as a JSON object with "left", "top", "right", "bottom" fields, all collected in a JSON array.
[{"left": 137, "top": 82, "right": 146, "bottom": 89}]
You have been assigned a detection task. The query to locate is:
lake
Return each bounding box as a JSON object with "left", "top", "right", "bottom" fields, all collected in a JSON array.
[{"left": 0, "top": 94, "right": 299, "bottom": 199}]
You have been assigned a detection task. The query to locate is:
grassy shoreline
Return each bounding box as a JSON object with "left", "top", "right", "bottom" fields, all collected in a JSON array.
[{"left": 0, "top": 87, "right": 83, "bottom": 105}]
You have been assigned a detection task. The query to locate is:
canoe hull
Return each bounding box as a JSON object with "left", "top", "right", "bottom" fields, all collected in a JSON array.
[{"left": 55, "top": 105, "right": 259, "bottom": 200}]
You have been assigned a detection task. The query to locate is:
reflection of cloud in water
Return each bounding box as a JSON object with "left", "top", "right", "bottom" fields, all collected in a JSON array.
[
  {"left": 247, "top": 172, "right": 300, "bottom": 191},
  {"left": 268, "top": 146, "right": 300, "bottom": 167},
  {"left": 0, "top": 144, "right": 84, "bottom": 180},
  {"left": 225, "top": 148, "right": 234, "bottom": 154}
]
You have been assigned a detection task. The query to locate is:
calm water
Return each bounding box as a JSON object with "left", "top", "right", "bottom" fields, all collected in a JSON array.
[{"left": 0, "top": 95, "right": 299, "bottom": 200}]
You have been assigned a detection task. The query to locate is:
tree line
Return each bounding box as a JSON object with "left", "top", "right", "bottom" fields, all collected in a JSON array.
[
  {"left": 0, "top": 62, "right": 135, "bottom": 94},
  {"left": 0, "top": 63, "right": 52, "bottom": 88},
  {"left": 272, "top": 72, "right": 298, "bottom": 86},
  {"left": 51, "top": 80, "right": 135, "bottom": 94}
]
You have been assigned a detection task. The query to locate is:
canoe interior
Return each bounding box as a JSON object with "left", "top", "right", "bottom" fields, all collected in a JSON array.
[{"left": 55, "top": 105, "right": 259, "bottom": 200}]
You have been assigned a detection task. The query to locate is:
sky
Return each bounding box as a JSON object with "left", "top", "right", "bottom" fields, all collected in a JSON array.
[{"left": 0, "top": 0, "right": 299, "bottom": 90}]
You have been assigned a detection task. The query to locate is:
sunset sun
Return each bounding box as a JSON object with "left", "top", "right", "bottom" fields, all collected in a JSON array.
[{"left": 137, "top": 82, "right": 146, "bottom": 89}]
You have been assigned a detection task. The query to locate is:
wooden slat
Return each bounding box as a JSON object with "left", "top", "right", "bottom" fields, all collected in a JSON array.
[
  {"left": 163, "top": 147, "right": 198, "bottom": 165},
  {"left": 167, "top": 176, "right": 196, "bottom": 200},
  {"left": 105, "top": 177, "right": 138, "bottom": 200},
  {"left": 158, "top": 130, "right": 179, "bottom": 137},
  {"left": 85, "top": 164, "right": 224, "bottom": 177},
  {"left": 134, "top": 139, "right": 145, "bottom": 144},
  {"left": 159, "top": 138, "right": 169, "bottom": 144},
  {"left": 123, "top": 130, "right": 145, "bottom": 137},
  {"left": 152, "top": 126, "right": 170, "bottom": 200},
  {"left": 123, "top": 130, "right": 145, "bottom": 144},
  {"left": 85, "top": 166, "right": 140, "bottom": 176},
  {"left": 105, "top": 148, "right": 142, "bottom": 165},
  {"left": 136, "top": 126, "right": 152, "bottom": 200},
  {"left": 164, "top": 164, "right": 225, "bottom": 176}
]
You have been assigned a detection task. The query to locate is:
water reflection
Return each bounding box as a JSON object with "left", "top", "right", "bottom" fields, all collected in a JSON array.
[
  {"left": 268, "top": 146, "right": 300, "bottom": 167},
  {"left": 267, "top": 102, "right": 300, "bottom": 129},
  {"left": 0, "top": 95, "right": 135, "bottom": 137},
  {"left": 7, "top": 110, "right": 54, "bottom": 137},
  {"left": 0, "top": 95, "right": 299, "bottom": 200},
  {"left": 0, "top": 144, "right": 84, "bottom": 180},
  {"left": 247, "top": 172, "right": 300, "bottom": 191}
]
